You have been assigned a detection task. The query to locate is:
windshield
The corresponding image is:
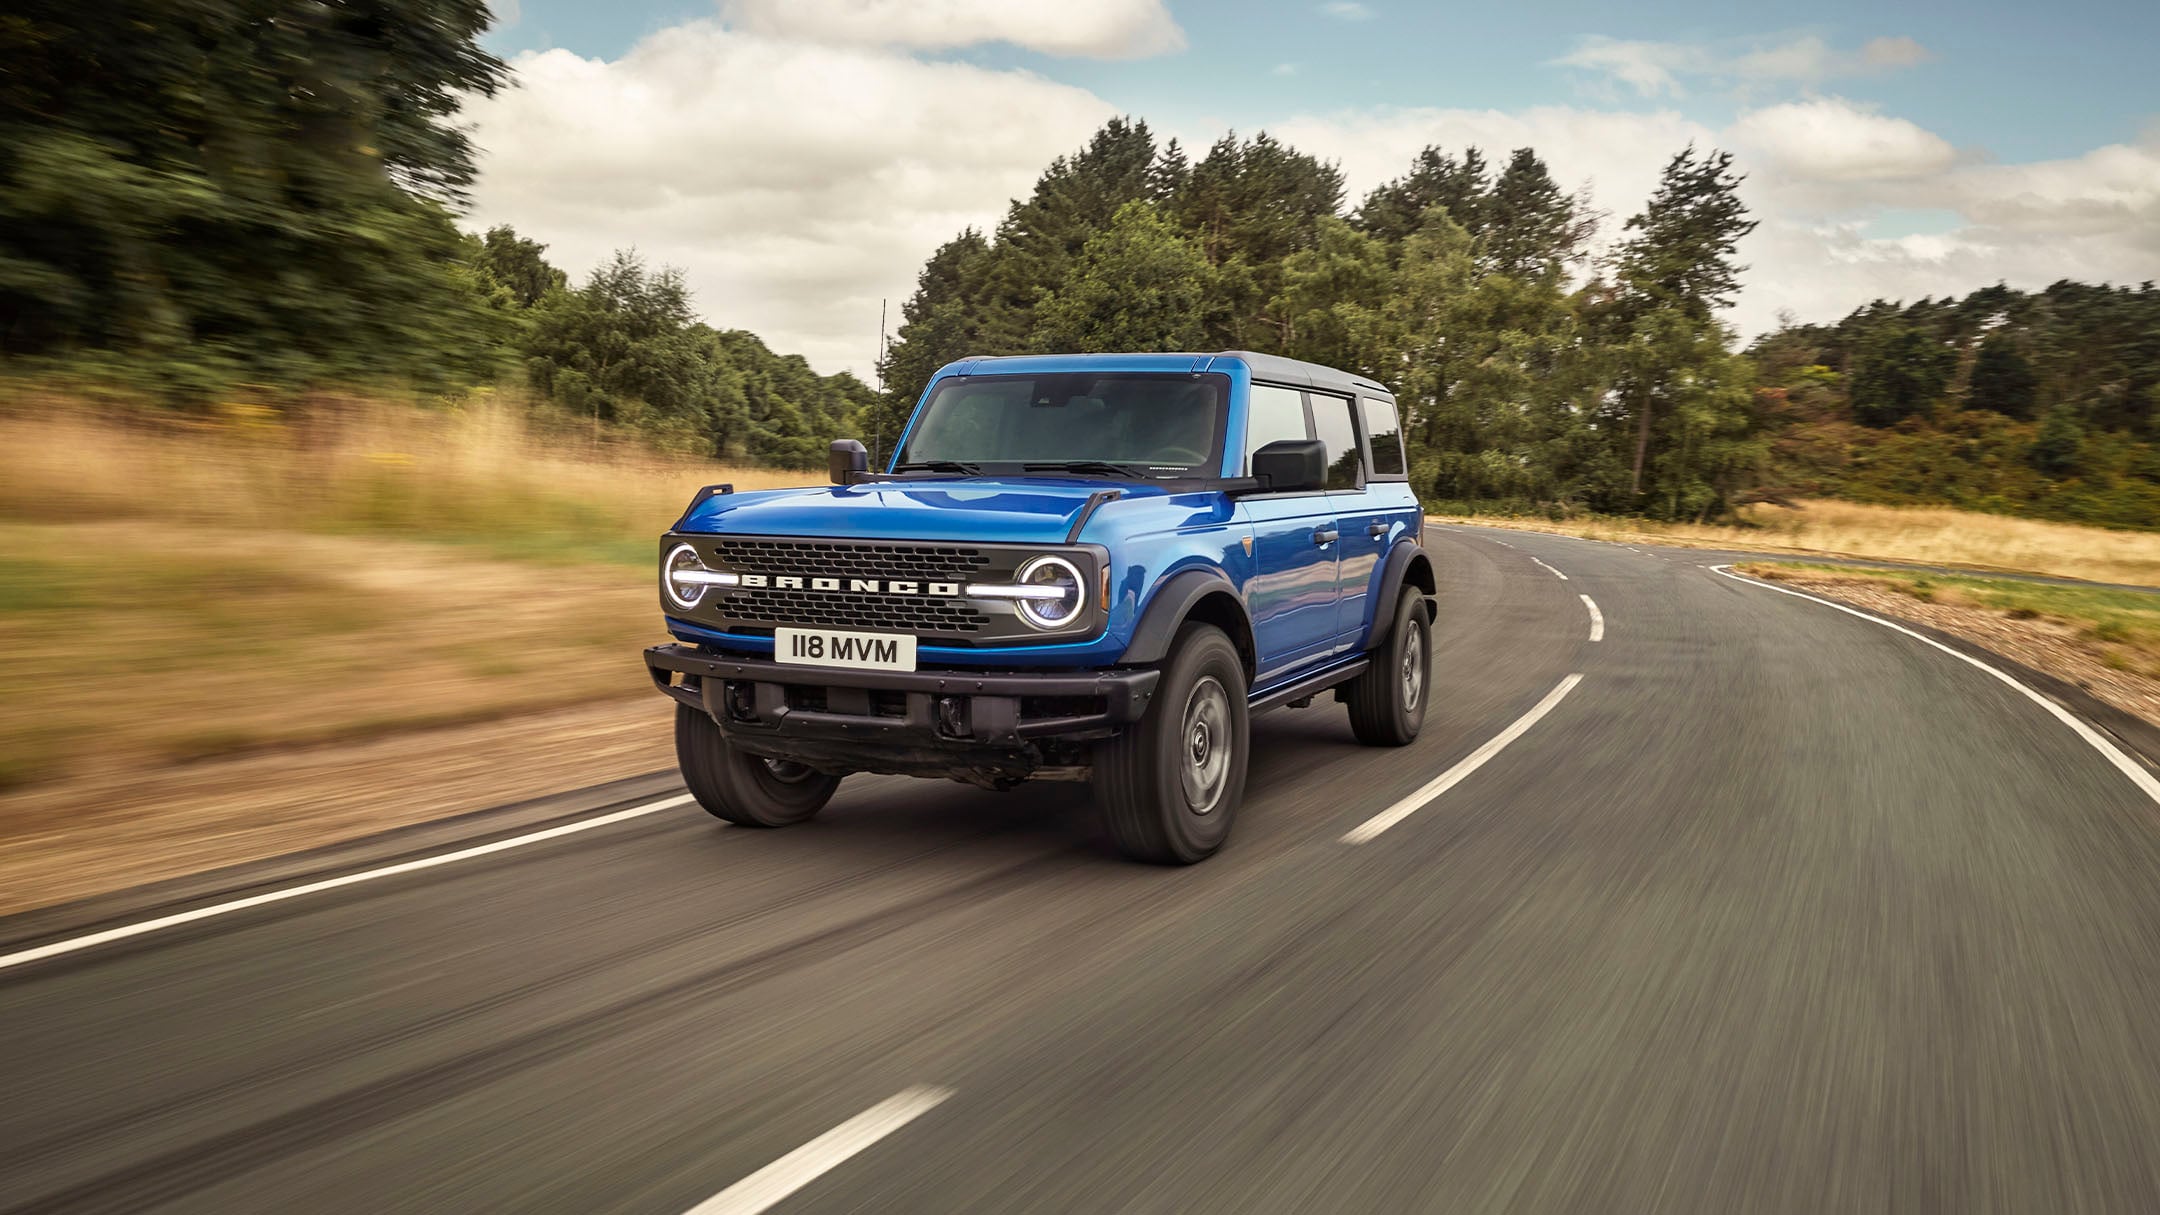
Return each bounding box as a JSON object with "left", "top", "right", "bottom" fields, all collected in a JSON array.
[{"left": 896, "top": 372, "right": 1228, "bottom": 478}]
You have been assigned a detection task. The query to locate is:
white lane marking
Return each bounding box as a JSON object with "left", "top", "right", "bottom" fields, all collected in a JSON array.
[
  {"left": 1529, "top": 556, "right": 1569, "bottom": 581},
  {"left": 684, "top": 1086, "right": 953, "bottom": 1215},
  {"left": 1343, "top": 674, "right": 1585, "bottom": 844},
  {"left": 1580, "top": 594, "right": 1605, "bottom": 642},
  {"left": 1491, "top": 539, "right": 1515, "bottom": 548},
  {"left": 1712, "top": 565, "right": 2160, "bottom": 809},
  {"left": 0, "top": 795, "right": 696, "bottom": 973}
]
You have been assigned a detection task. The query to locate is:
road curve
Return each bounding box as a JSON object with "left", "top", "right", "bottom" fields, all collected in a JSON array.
[{"left": 9, "top": 529, "right": 2160, "bottom": 1213}]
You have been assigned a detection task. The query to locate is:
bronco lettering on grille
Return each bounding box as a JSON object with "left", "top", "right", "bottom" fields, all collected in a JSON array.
[{"left": 738, "top": 573, "right": 962, "bottom": 597}]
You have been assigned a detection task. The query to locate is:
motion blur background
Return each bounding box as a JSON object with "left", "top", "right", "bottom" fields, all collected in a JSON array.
[{"left": 4, "top": 0, "right": 2160, "bottom": 901}]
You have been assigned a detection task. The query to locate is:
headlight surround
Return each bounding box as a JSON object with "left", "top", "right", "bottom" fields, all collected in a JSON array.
[
  {"left": 663, "top": 543, "right": 710, "bottom": 610},
  {"left": 1014, "top": 555, "right": 1086, "bottom": 630}
]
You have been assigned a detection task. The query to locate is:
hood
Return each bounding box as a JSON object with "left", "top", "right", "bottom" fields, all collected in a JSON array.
[{"left": 676, "top": 477, "right": 1169, "bottom": 545}]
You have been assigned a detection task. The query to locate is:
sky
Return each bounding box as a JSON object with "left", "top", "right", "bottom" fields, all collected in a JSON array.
[{"left": 462, "top": 0, "right": 2160, "bottom": 379}]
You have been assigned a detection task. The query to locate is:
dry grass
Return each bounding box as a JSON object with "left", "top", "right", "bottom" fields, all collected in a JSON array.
[
  {"left": 0, "top": 401, "right": 818, "bottom": 791},
  {"left": 1437, "top": 500, "right": 2160, "bottom": 588},
  {"left": 0, "top": 399, "right": 816, "bottom": 566}
]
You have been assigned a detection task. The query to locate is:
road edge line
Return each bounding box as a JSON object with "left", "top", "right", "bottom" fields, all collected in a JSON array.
[
  {"left": 0, "top": 794, "right": 696, "bottom": 974},
  {"left": 1711, "top": 564, "right": 2160, "bottom": 809},
  {"left": 1343, "top": 673, "right": 1584, "bottom": 844}
]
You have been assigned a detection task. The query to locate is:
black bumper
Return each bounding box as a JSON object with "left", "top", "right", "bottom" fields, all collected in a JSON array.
[{"left": 644, "top": 644, "right": 1160, "bottom": 784}]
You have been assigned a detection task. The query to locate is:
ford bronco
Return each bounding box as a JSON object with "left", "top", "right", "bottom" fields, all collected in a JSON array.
[{"left": 645, "top": 352, "right": 1435, "bottom": 863}]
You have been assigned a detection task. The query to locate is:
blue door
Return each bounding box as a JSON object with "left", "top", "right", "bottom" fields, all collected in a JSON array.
[
  {"left": 1238, "top": 383, "right": 1342, "bottom": 682},
  {"left": 1324, "top": 392, "right": 1422, "bottom": 645},
  {"left": 1307, "top": 390, "right": 1379, "bottom": 647}
]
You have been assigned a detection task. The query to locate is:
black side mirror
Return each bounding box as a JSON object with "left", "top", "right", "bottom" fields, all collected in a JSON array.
[
  {"left": 1250, "top": 438, "right": 1326, "bottom": 493},
  {"left": 828, "top": 439, "right": 869, "bottom": 485}
]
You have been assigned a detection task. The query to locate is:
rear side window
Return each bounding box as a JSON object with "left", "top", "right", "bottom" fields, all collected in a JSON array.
[
  {"left": 1244, "top": 384, "right": 1310, "bottom": 469},
  {"left": 1362, "top": 397, "right": 1406, "bottom": 477},
  {"left": 1310, "top": 392, "right": 1362, "bottom": 490}
]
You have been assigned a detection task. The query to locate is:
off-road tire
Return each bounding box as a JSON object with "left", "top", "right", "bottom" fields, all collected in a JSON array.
[
  {"left": 1094, "top": 624, "right": 1249, "bottom": 864},
  {"left": 675, "top": 704, "right": 840, "bottom": 827},
  {"left": 1345, "top": 587, "right": 1429, "bottom": 747}
]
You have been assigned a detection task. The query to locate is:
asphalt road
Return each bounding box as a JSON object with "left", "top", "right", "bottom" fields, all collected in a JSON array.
[{"left": 9, "top": 528, "right": 2160, "bottom": 1213}]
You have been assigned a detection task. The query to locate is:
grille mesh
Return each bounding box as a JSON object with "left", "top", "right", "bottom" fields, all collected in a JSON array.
[
  {"left": 714, "top": 588, "right": 988, "bottom": 634},
  {"left": 705, "top": 539, "right": 994, "bottom": 635}
]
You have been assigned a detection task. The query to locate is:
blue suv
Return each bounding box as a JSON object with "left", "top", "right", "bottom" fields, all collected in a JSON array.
[{"left": 645, "top": 352, "right": 1436, "bottom": 862}]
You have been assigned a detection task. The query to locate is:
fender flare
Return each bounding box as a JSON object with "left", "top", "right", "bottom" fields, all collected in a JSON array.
[
  {"left": 1367, "top": 541, "right": 1437, "bottom": 651},
  {"left": 1118, "top": 568, "right": 1251, "bottom": 668}
]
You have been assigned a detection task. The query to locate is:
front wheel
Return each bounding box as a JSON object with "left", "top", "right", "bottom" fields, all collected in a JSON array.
[
  {"left": 1093, "top": 624, "right": 1250, "bottom": 864},
  {"left": 1344, "top": 587, "right": 1430, "bottom": 746},
  {"left": 675, "top": 704, "right": 840, "bottom": 827}
]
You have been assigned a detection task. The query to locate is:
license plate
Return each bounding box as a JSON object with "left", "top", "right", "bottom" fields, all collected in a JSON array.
[{"left": 774, "top": 627, "right": 918, "bottom": 672}]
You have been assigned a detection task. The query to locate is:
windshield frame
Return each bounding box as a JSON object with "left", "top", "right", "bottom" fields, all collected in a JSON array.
[{"left": 893, "top": 371, "right": 1232, "bottom": 481}]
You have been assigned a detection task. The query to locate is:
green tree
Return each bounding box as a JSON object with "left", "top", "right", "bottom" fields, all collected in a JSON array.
[
  {"left": 1033, "top": 202, "right": 1214, "bottom": 353},
  {"left": 1966, "top": 333, "right": 2039, "bottom": 419},
  {"left": 1603, "top": 146, "right": 1759, "bottom": 503},
  {"left": 1850, "top": 321, "right": 1956, "bottom": 426},
  {"left": 0, "top": 0, "right": 511, "bottom": 393},
  {"left": 475, "top": 226, "right": 569, "bottom": 309},
  {"left": 1354, "top": 147, "right": 1489, "bottom": 247}
]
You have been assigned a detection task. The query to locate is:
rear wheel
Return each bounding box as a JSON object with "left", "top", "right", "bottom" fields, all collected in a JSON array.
[
  {"left": 1093, "top": 624, "right": 1249, "bottom": 864},
  {"left": 675, "top": 704, "right": 840, "bottom": 827},
  {"left": 1345, "top": 587, "right": 1430, "bottom": 746}
]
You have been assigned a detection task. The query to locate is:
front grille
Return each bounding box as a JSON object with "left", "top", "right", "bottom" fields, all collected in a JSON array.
[
  {"left": 713, "top": 587, "right": 989, "bottom": 634},
  {"left": 707, "top": 539, "right": 991, "bottom": 583}
]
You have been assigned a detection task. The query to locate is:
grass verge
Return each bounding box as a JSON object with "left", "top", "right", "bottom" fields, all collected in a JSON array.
[{"left": 1437, "top": 499, "right": 2160, "bottom": 587}]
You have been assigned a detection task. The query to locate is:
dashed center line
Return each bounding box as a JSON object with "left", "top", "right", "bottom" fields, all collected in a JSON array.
[
  {"left": 684, "top": 1086, "right": 954, "bottom": 1215},
  {"left": 1580, "top": 594, "right": 1605, "bottom": 642},
  {"left": 1529, "top": 556, "right": 1569, "bottom": 581},
  {"left": 1343, "top": 673, "right": 1585, "bottom": 844}
]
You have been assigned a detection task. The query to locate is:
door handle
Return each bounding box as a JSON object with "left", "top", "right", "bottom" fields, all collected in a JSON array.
[
  {"left": 1312, "top": 528, "right": 1339, "bottom": 546},
  {"left": 1368, "top": 523, "right": 1388, "bottom": 540}
]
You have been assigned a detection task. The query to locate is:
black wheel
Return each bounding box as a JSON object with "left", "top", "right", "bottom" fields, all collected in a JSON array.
[
  {"left": 1093, "top": 624, "right": 1249, "bottom": 864},
  {"left": 1345, "top": 587, "right": 1429, "bottom": 747},
  {"left": 675, "top": 704, "right": 840, "bottom": 827}
]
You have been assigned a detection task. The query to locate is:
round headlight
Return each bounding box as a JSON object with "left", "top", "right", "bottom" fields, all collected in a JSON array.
[
  {"left": 1015, "top": 555, "right": 1086, "bottom": 629},
  {"left": 663, "top": 543, "right": 709, "bottom": 609}
]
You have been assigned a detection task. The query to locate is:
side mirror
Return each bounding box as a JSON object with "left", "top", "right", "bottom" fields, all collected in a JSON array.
[
  {"left": 1249, "top": 438, "right": 1326, "bottom": 493},
  {"left": 828, "top": 439, "right": 869, "bottom": 485}
]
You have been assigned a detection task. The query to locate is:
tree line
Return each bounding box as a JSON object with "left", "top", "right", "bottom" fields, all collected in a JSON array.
[
  {"left": 0, "top": 0, "right": 871, "bottom": 465},
  {"left": 4, "top": 2, "right": 2152, "bottom": 521},
  {"left": 1751, "top": 283, "right": 2160, "bottom": 528},
  {"left": 876, "top": 119, "right": 1766, "bottom": 520}
]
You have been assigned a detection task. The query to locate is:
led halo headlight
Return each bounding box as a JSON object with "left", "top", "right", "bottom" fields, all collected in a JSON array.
[
  {"left": 1014, "top": 555, "right": 1086, "bottom": 630},
  {"left": 663, "top": 543, "right": 710, "bottom": 610}
]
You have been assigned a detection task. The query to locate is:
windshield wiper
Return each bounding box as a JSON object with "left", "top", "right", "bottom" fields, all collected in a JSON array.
[
  {"left": 1021, "top": 460, "right": 1147, "bottom": 479},
  {"left": 892, "top": 459, "right": 981, "bottom": 474}
]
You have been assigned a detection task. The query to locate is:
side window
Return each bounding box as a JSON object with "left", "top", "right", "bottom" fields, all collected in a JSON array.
[
  {"left": 1244, "top": 384, "right": 1311, "bottom": 470},
  {"left": 1310, "top": 392, "right": 1362, "bottom": 490},
  {"left": 1361, "top": 397, "right": 1406, "bottom": 477}
]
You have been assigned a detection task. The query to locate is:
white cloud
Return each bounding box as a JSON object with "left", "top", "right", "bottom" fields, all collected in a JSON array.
[
  {"left": 1272, "top": 62, "right": 1299, "bottom": 77},
  {"left": 1264, "top": 101, "right": 2160, "bottom": 341},
  {"left": 461, "top": 23, "right": 1115, "bottom": 375},
  {"left": 1728, "top": 97, "right": 1956, "bottom": 182},
  {"left": 1555, "top": 32, "right": 1934, "bottom": 97},
  {"left": 1726, "top": 127, "right": 2160, "bottom": 335},
  {"left": 719, "top": 0, "right": 1185, "bottom": 59},
  {"left": 1320, "top": 2, "right": 1374, "bottom": 21}
]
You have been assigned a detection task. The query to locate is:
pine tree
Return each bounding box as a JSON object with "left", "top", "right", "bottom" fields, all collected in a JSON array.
[
  {"left": 1479, "top": 149, "right": 1582, "bottom": 282},
  {"left": 1966, "top": 333, "right": 2039, "bottom": 420},
  {"left": 1353, "top": 147, "right": 1489, "bottom": 246}
]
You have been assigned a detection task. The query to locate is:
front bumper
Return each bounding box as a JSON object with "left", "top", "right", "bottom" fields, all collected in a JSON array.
[{"left": 644, "top": 644, "right": 1159, "bottom": 786}]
